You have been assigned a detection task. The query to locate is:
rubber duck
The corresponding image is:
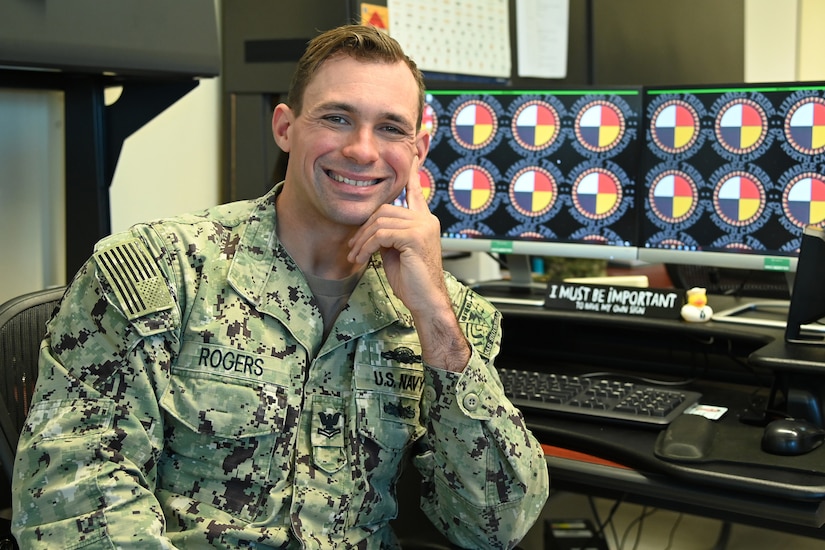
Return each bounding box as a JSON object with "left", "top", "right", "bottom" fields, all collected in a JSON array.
[{"left": 681, "top": 287, "right": 713, "bottom": 323}]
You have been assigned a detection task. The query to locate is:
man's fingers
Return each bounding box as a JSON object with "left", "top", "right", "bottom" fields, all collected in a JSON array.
[{"left": 404, "top": 155, "right": 426, "bottom": 211}]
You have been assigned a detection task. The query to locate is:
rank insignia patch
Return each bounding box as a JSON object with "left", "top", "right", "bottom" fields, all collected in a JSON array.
[{"left": 317, "top": 411, "right": 343, "bottom": 438}]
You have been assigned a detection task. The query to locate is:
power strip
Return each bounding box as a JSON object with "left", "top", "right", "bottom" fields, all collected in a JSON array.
[{"left": 545, "top": 518, "right": 608, "bottom": 550}]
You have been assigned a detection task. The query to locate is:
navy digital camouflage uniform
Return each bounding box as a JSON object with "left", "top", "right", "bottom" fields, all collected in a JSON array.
[{"left": 12, "top": 183, "right": 549, "bottom": 549}]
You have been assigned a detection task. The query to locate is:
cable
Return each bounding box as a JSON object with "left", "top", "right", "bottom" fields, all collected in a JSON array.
[
  {"left": 588, "top": 494, "right": 623, "bottom": 548},
  {"left": 710, "top": 520, "right": 732, "bottom": 550},
  {"left": 579, "top": 371, "right": 698, "bottom": 387},
  {"left": 662, "top": 512, "right": 684, "bottom": 550},
  {"left": 618, "top": 506, "right": 658, "bottom": 550},
  {"left": 484, "top": 251, "right": 507, "bottom": 270}
]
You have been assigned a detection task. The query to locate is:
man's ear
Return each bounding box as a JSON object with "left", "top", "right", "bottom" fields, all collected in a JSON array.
[
  {"left": 272, "top": 103, "right": 293, "bottom": 153},
  {"left": 415, "top": 128, "right": 431, "bottom": 164}
]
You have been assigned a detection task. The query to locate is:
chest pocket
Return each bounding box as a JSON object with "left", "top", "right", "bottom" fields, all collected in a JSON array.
[
  {"left": 158, "top": 368, "right": 291, "bottom": 522},
  {"left": 353, "top": 341, "right": 427, "bottom": 453},
  {"left": 350, "top": 348, "right": 427, "bottom": 529}
]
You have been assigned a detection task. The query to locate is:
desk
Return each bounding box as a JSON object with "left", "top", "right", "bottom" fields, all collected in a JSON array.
[{"left": 495, "top": 294, "right": 825, "bottom": 539}]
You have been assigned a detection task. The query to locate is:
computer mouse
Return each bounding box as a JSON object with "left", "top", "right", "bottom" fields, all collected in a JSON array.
[{"left": 761, "top": 418, "right": 825, "bottom": 456}]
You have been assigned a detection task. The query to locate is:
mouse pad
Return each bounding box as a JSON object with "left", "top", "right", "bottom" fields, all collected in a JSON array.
[{"left": 654, "top": 414, "right": 825, "bottom": 475}]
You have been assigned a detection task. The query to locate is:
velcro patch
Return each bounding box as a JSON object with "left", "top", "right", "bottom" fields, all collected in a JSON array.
[
  {"left": 354, "top": 363, "right": 425, "bottom": 398},
  {"left": 457, "top": 290, "right": 500, "bottom": 360},
  {"left": 94, "top": 238, "right": 174, "bottom": 320}
]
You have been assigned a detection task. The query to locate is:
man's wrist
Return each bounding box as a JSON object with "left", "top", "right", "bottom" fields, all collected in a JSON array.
[{"left": 415, "top": 310, "right": 471, "bottom": 372}]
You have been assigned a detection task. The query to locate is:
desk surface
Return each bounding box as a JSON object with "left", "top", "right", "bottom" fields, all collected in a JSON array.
[
  {"left": 751, "top": 337, "right": 825, "bottom": 374},
  {"left": 495, "top": 295, "right": 825, "bottom": 535},
  {"left": 542, "top": 449, "right": 825, "bottom": 536}
]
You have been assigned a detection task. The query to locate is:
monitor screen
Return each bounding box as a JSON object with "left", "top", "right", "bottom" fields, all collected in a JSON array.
[
  {"left": 418, "top": 88, "right": 643, "bottom": 295},
  {"left": 637, "top": 82, "right": 825, "bottom": 273}
]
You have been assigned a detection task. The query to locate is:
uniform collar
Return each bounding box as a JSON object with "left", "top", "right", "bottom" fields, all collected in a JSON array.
[{"left": 227, "top": 183, "right": 413, "bottom": 352}]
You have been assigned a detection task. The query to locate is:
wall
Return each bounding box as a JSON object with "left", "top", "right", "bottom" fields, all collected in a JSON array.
[
  {"left": 744, "top": 0, "right": 798, "bottom": 82},
  {"left": 798, "top": 0, "right": 825, "bottom": 81},
  {"left": 0, "top": 3, "right": 221, "bottom": 305},
  {"left": 0, "top": 77, "right": 220, "bottom": 305},
  {"left": 745, "top": 0, "right": 825, "bottom": 83},
  {"left": 108, "top": 78, "right": 220, "bottom": 233},
  {"left": 592, "top": 0, "right": 744, "bottom": 85},
  {"left": 0, "top": 90, "right": 65, "bottom": 303}
]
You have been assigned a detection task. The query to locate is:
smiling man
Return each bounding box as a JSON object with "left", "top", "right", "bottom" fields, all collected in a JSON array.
[{"left": 12, "top": 25, "right": 549, "bottom": 549}]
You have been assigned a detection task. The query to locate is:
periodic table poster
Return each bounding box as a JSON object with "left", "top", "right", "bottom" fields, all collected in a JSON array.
[{"left": 387, "top": 0, "right": 512, "bottom": 79}]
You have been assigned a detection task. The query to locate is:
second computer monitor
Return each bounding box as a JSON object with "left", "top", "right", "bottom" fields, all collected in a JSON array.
[
  {"left": 420, "top": 87, "right": 643, "bottom": 264},
  {"left": 637, "top": 82, "right": 825, "bottom": 272}
]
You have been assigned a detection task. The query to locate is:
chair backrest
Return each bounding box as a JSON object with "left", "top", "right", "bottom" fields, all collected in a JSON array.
[{"left": 0, "top": 286, "right": 65, "bottom": 484}]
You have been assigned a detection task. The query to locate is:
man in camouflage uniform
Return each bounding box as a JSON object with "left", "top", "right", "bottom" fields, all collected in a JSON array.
[{"left": 12, "top": 24, "right": 549, "bottom": 549}]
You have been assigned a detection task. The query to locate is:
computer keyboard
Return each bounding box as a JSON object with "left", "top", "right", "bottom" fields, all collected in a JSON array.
[{"left": 499, "top": 368, "right": 702, "bottom": 427}]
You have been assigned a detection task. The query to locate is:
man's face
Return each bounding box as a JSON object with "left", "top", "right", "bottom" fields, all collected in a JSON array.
[{"left": 273, "top": 55, "right": 428, "bottom": 230}]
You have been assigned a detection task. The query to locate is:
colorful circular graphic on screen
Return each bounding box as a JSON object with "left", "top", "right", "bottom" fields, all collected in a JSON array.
[
  {"left": 646, "top": 232, "right": 700, "bottom": 252},
  {"left": 581, "top": 234, "right": 609, "bottom": 244},
  {"left": 712, "top": 170, "right": 766, "bottom": 227},
  {"left": 421, "top": 102, "right": 438, "bottom": 140},
  {"left": 574, "top": 100, "right": 625, "bottom": 153},
  {"left": 784, "top": 96, "right": 825, "bottom": 156},
  {"left": 717, "top": 241, "right": 753, "bottom": 252},
  {"left": 418, "top": 166, "right": 434, "bottom": 204},
  {"left": 511, "top": 100, "right": 560, "bottom": 152},
  {"left": 442, "top": 226, "right": 486, "bottom": 240},
  {"left": 571, "top": 168, "right": 622, "bottom": 220},
  {"left": 714, "top": 98, "right": 768, "bottom": 155},
  {"left": 782, "top": 172, "right": 825, "bottom": 227},
  {"left": 649, "top": 169, "right": 699, "bottom": 223},
  {"left": 449, "top": 165, "right": 495, "bottom": 214},
  {"left": 450, "top": 100, "right": 498, "bottom": 150},
  {"left": 650, "top": 100, "right": 700, "bottom": 154},
  {"left": 508, "top": 166, "right": 558, "bottom": 217},
  {"left": 659, "top": 237, "right": 691, "bottom": 251}
]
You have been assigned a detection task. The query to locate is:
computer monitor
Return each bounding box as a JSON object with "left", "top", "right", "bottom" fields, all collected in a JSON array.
[
  {"left": 418, "top": 87, "right": 643, "bottom": 304},
  {"left": 0, "top": 0, "right": 219, "bottom": 77},
  {"left": 636, "top": 82, "right": 825, "bottom": 327},
  {"left": 786, "top": 225, "right": 825, "bottom": 343}
]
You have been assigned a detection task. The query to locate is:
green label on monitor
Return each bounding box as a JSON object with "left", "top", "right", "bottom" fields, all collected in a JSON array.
[
  {"left": 763, "top": 257, "right": 791, "bottom": 271},
  {"left": 490, "top": 241, "right": 514, "bottom": 253}
]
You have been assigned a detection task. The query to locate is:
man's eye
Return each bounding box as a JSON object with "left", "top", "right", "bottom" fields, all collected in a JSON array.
[
  {"left": 381, "top": 125, "right": 406, "bottom": 136},
  {"left": 324, "top": 115, "right": 348, "bottom": 125}
]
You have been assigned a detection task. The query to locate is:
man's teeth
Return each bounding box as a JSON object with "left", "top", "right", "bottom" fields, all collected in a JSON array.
[{"left": 330, "top": 172, "right": 379, "bottom": 187}]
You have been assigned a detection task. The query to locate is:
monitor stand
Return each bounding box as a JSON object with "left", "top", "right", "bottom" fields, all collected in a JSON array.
[
  {"left": 471, "top": 254, "right": 548, "bottom": 306},
  {"left": 712, "top": 300, "right": 825, "bottom": 334}
]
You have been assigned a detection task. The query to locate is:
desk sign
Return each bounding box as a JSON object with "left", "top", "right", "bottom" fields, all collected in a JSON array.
[{"left": 543, "top": 282, "right": 682, "bottom": 319}]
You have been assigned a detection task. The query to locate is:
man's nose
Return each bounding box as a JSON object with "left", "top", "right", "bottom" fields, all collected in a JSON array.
[{"left": 342, "top": 127, "right": 380, "bottom": 164}]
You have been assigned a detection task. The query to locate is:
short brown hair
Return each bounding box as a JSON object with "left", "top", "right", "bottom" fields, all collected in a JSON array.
[{"left": 287, "top": 25, "right": 426, "bottom": 126}]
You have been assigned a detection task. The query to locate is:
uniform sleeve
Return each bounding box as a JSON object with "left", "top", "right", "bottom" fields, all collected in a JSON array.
[
  {"left": 413, "top": 278, "right": 550, "bottom": 550},
  {"left": 11, "top": 229, "right": 182, "bottom": 549}
]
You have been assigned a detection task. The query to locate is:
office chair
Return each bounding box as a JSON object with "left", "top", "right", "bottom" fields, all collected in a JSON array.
[
  {"left": 0, "top": 286, "right": 64, "bottom": 481},
  {"left": 0, "top": 286, "right": 65, "bottom": 548}
]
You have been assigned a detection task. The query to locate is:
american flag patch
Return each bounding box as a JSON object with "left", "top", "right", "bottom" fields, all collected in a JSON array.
[{"left": 93, "top": 238, "right": 174, "bottom": 320}]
